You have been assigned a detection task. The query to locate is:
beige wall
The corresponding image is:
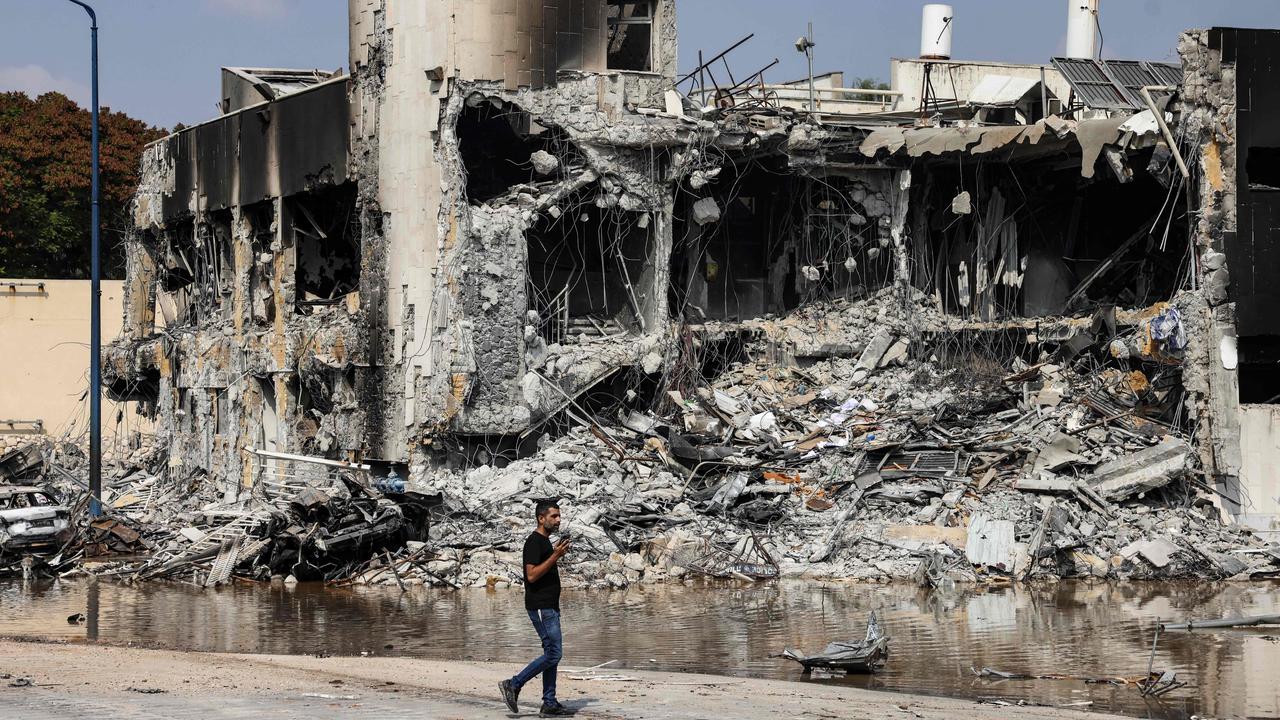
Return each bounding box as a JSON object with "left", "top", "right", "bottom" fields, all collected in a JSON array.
[
  {"left": 0, "top": 279, "right": 147, "bottom": 440},
  {"left": 890, "top": 58, "right": 1071, "bottom": 114},
  {"left": 1237, "top": 404, "right": 1280, "bottom": 535}
]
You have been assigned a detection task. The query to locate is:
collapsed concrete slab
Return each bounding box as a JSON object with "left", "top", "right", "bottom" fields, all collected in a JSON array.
[{"left": 1086, "top": 438, "right": 1191, "bottom": 501}]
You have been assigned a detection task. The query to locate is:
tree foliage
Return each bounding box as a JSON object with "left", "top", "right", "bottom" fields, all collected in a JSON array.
[
  {"left": 854, "top": 77, "right": 892, "bottom": 91},
  {"left": 0, "top": 91, "right": 164, "bottom": 279}
]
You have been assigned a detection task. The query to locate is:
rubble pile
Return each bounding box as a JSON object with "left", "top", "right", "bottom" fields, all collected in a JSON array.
[
  {"left": 0, "top": 434, "right": 168, "bottom": 521},
  {"left": 408, "top": 292, "right": 1279, "bottom": 590},
  {"left": 4, "top": 291, "right": 1277, "bottom": 589},
  {"left": 72, "top": 459, "right": 441, "bottom": 585},
  {"left": 2, "top": 435, "right": 441, "bottom": 584},
  {"left": 1, "top": 433, "right": 164, "bottom": 574}
]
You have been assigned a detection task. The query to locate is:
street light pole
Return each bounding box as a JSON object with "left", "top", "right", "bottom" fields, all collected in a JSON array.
[
  {"left": 794, "top": 24, "right": 817, "bottom": 117},
  {"left": 65, "top": 0, "right": 102, "bottom": 518},
  {"left": 806, "top": 22, "right": 815, "bottom": 115}
]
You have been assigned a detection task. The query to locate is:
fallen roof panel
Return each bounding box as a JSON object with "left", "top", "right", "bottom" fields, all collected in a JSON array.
[
  {"left": 969, "top": 74, "right": 1045, "bottom": 107},
  {"left": 855, "top": 112, "right": 1158, "bottom": 179}
]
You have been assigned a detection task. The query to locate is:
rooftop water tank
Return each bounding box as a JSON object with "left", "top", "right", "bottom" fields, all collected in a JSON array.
[
  {"left": 1066, "top": 0, "right": 1101, "bottom": 59},
  {"left": 920, "top": 4, "right": 954, "bottom": 60}
]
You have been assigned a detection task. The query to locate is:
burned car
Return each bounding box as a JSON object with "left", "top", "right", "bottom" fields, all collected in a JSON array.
[{"left": 0, "top": 486, "right": 72, "bottom": 556}]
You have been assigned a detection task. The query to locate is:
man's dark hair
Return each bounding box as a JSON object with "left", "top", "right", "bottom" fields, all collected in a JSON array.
[{"left": 535, "top": 498, "right": 560, "bottom": 519}]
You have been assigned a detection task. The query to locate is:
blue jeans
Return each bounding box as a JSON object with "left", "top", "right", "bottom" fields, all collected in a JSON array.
[{"left": 511, "top": 608, "right": 562, "bottom": 706}]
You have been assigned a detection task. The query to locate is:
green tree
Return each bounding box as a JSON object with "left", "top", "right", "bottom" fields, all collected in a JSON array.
[
  {"left": 854, "top": 77, "right": 892, "bottom": 91},
  {"left": 0, "top": 91, "right": 164, "bottom": 279}
]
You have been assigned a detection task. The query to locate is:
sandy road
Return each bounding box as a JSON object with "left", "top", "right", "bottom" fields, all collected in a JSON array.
[{"left": 0, "top": 639, "right": 1122, "bottom": 719}]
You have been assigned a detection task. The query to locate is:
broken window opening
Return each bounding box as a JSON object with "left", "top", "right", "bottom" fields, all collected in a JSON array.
[
  {"left": 671, "top": 162, "right": 894, "bottom": 323},
  {"left": 289, "top": 183, "right": 361, "bottom": 309},
  {"left": 440, "top": 433, "right": 543, "bottom": 469},
  {"left": 930, "top": 328, "right": 1042, "bottom": 394},
  {"left": 457, "top": 97, "right": 578, "bottom": 204},
  {"left": 527, "top": 202, "right": 653, "bottom": 345},
  {"left": 164, "top": 211, "right": 234, "bottom": 327},
  {"left": 663, "top": 332, "right": 750, "bottom": 403},
  {"left": 1237, "top": 336, "right": 1280, "bottom": 404},
  {"left": 286, "top": 375, "right": 327, "bottom": 456},
  {"left": 448, "top": 368, "right": 655, "bottom": 467},
  {"left": 256, "top": 377, "right": 281, "bottom": 454},
  {"left": 105, "top": 365, "right": 161, "bottom": 406},
  {"left": 212, "top": 389, "right": 228, "bottom": 436},
  {"left": 607, "top": 1, "right": 655, "bottom": 72},
  {"left": 206, "top": 209, "right": 235, "bottom": 320},
  {"left": 156, "top": 224, "right": 203, "bottom": 327},
  {"left": 242, "top": 201, "right": 277, "bottom": 326},
  {"left": 459, "top": 99, "right": 533, "bottom": 202},
  {"left": 1246, "top": 147, "right": 1280, "bottom": 191},
  {"left": 914, "top": 150, "right": 1186, "bottom": 320}
]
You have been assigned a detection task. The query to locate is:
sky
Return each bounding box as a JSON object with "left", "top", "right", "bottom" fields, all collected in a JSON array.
[{"left": 1, "top": 0, "right": 1277, "bottom": 129}]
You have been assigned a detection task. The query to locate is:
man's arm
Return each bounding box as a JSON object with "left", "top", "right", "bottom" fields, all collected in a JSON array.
[{"left": 525, "top": 539, "right": 570, "bottom": 583}]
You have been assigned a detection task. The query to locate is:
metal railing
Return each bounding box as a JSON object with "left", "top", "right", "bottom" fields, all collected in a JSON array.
[{"left": 689, "top": 84, "right": 904, "bottom": 114}]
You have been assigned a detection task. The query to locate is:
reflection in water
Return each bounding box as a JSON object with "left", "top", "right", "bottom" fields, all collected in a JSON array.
[
  {"left": 85, "top": 579, "right": 98, "bottom": 642},
  {"left": 2, "top": 578, "right": 1279, "bottom": 719}
]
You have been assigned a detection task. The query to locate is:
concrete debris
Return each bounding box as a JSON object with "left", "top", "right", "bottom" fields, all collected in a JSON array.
[
  {"left": 1120, "top": 538, "right": 1180, "bottom": 569},
  {"left": 12, "top": 9, "right": 1271, "bottom": 591},
  {"left": 1033, "top": 433, "right": 1084, "bottom": 474},
  {"left": 1085, "top": 438, "right": 1191, "bottom": 501},
  {"left": 12, "top": 277, "right": 1276, "bottom": 588},
  {"left": 1016, "top": 474, "right": 1074, "bottom": 493},
  {"left": 378, "top": 288, "right": 1275, "bottom": 590},
  {"left": 1, "top": 436, "right": 441, "bottom": 584},
  {"left": 529, "top": 150, "right": 560, "bottom": 176},
  {"left": 692, "top": 197, "right": 722, "bottom": 225}
]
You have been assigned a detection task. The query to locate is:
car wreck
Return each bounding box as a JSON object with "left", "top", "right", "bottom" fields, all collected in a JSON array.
[{"left": 0, "top": 486, "right": 72, "bottom": 558}]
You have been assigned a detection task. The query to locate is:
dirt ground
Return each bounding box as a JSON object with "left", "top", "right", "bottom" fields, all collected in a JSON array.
[{"left": 0, "top": 639, "right": 1124, "bottom": 719}]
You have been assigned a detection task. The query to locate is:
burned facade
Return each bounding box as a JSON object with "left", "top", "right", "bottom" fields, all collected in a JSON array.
[
  {"left": 107, "top": 1, "right": 685, "bottom": 491},
  {"left": 99, "top": 1, "right": 1280, "bottom": 587}
]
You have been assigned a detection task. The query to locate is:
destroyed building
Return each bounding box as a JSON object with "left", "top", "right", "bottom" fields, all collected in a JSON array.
[
  {"left": 108, "top": 0, "right": 684, "bottom": 491},
  {"left": 90, "top": 2, "right": 1280, "bottom": 587}
]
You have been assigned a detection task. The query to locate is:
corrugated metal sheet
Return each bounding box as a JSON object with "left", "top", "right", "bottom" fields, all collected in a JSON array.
[
  {"left": 1051, "top": 58, "right": 1183, "bottom": 111},
  {"left": 966, "top": 513, "right": 1017, "bottom": 571}
]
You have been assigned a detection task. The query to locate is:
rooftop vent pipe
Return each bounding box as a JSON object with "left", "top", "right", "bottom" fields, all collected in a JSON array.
[
  {"left": 1066, "top": 0, "right": 1101, "bottom": 59},
  {"left": 920, "top": 4, "right": 953, "bottom": 60}
]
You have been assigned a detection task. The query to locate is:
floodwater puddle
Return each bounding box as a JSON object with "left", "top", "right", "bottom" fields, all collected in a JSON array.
[{"left": 2, "top": 578, "right": 1279, "bottom": 718}]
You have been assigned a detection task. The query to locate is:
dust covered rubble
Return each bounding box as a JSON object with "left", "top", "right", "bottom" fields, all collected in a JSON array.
[
  {"left": 6, "top": 292, "right": 1276, "bottom": 589},
  {"left": 2, "top": 432, "right": 442, "bottom": 586},
  {"left": 408, "top": 293, "right": 1278, "bottom": 591}
]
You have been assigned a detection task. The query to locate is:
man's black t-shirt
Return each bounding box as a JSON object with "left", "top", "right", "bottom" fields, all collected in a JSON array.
[{"left": 522, "top": 531, "right": 560, "bottom": 611}]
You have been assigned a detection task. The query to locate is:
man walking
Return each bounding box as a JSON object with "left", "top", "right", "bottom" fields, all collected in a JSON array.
[{"left": 500, "top": 498, "right": 575, "bottom": 716}]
